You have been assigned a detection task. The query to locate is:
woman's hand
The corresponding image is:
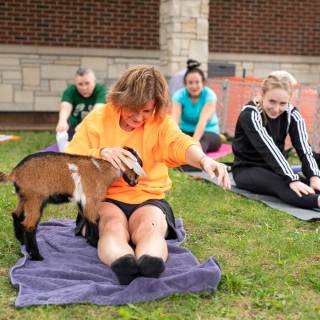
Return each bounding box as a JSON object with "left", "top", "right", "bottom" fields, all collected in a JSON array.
[
  {"left": 100, "top": 147, "right": 137, "bottom": 171},
  {"left": 309, "top": 176, "right": 320, "bottom": 192},
  {"left": 200, "top": 156, "right": 231, "bottom": 190},
  {"left": 289, "top": 181, "right": 315, "bottom": 197}
]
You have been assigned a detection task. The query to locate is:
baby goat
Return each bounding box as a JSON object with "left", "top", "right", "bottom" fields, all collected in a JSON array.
[{"left": 0, "top": 147, "right": 144, "bottom": 261}]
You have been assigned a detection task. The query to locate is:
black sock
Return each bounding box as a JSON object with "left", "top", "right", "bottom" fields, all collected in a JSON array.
[
  {"left": 137, "top": 254, "right": 165, "bottom": 278},
  {"left": 110, "top": 254, "right": 139, "bottom": 285}
]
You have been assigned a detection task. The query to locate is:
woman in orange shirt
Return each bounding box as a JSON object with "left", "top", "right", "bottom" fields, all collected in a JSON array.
[{"left": 66, "top": 65, "right": 230, "bottom": 285}]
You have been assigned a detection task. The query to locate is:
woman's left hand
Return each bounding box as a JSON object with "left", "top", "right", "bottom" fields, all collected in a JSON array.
[
  {"left": 100, "top": 147, "right": 137, "bottom": 171},
  {"left": 200, "top": 156, "right": 231, "bottom": 190},
  {"left": 310, "top": 176, "right": 320, "bottom": 192}
]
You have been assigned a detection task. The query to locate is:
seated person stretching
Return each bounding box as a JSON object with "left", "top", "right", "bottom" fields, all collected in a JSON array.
[
  {"left": 171, "top": 61, "right": 221, "bottom": 153},
  {"left": 56, "top": 67, "right": 107, "bottom": 140},
  {"left": 66, "top": 65, "right": 230, "bottom": 285},
  {"left": 232, "top": 72, "right": 320, "bottom": 209}
]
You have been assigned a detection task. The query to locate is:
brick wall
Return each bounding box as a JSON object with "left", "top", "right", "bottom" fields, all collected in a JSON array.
[
  {"left": 0, "top": 0, "right": 159, "bottom": 50},
  {"left": 209, "top": 0, "right": 320, "bottom": 56}
]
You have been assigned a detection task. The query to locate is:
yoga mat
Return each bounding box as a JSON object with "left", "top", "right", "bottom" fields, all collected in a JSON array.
[
  {"left": 177, "top": 144, "right": 233, "bottom": 173},
  {"left": 186, "top": 171, "right": 320, "bottom": 221},
  {"left": 10, "top": 218, "right": 221, "bottom": 307},
  {"left": 206, "top": 144, "right": 232, "bottom": 160},
  {"left": 0, "top": 135, "right": 20, "bottom": 143},
  {"left": 41, "top": 143, "right": 60, "bottom": 153}
]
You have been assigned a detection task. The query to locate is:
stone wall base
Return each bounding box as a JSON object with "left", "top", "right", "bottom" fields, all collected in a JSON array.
[
  {"left": 0, "top": 45, "right": 160, "bottom": 113},
  {"left": 0, "top": 111, "right": 58, "bottom": 130},
  {"left": 1, "top": 45, "right": 320, "bottom": 118}
]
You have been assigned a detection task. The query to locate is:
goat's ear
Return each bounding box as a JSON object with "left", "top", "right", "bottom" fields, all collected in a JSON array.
[{"left": 127, "top": 158, "right": 147, "bottom": 177}]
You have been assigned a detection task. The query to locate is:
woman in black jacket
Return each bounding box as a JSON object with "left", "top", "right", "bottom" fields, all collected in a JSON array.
[{"left": 232, "top": 73, "right": 320, "bottom": 208}]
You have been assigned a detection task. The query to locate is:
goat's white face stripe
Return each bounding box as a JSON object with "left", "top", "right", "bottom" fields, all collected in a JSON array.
[
  {"left": 68, "top": 163, "right": 86, "bottom": 208},
  {"left": 91, "top": 158, "right": 101, "bottom": 170}
]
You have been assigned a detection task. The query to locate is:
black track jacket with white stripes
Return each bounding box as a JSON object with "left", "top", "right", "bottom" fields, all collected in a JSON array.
[{"left": 232, "top": 101, "right": 320, "bottom": 184}]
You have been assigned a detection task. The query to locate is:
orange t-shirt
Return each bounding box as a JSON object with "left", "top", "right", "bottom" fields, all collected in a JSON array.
[{"left": 66, "top": 103, "right": 196, "bottom": 204}]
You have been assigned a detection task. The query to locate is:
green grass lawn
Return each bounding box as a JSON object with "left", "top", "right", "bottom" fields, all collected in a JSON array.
[{"left": 0, "top": 132, "right": 319, "bottom": 320}]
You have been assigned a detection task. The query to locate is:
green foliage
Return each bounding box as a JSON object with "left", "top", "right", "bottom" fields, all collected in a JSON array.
[{"left": 0, "top": 132, "right": 319, "bottom": 319}]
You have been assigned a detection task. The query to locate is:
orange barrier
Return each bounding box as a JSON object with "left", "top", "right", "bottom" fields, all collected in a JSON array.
[
  {"left": 207, "top": 77, "right": 261, "bottom": 136},
  {"left": 207, "top": 77, "right": 320, "bottom": 150}
]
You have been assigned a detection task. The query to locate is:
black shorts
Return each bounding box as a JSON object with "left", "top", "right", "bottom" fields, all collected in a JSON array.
[{"left": 74, "top": 198, "right": 177, "bottom": 247}]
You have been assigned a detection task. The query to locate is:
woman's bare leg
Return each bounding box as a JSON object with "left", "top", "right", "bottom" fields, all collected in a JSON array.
[
  {"left": 129, "top": 205, "right": 168, "bottom": 277},
  {"left": 97, "top": 202, "right": 139, "bottom": 285},
  {"left": 97, "top": 202, "right": 133, "bottom": 265}
]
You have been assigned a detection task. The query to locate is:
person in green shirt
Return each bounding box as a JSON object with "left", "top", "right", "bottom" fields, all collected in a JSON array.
[{"left": 56, "top": 67, "right": 107, "bottom": 140}]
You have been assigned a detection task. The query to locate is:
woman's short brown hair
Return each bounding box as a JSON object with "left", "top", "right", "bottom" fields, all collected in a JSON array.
[{"left": 108, "top": 65, "right": 170, "bottom": 119}]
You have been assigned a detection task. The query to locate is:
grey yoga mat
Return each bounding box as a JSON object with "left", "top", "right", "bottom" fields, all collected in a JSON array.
[{"left": 186, "top": 171, "right": 320, "bottom": 221}]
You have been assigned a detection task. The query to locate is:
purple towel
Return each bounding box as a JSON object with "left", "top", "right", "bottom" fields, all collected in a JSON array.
[
  {"left": 41, "top": 143, "right": 60, "bottom": 153},
  {"left": 291, "top": 165, "right": 302, "bottom": 173},
  {"left": 10, "top": 218, "right": 221, "bottom": 307}
]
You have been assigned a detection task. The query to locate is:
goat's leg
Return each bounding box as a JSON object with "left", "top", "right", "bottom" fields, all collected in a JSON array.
[
  {"left": 24, "top": 229, "right": 43, "bottom": 261},
  {"left": 74, "top": 203, "right": 85, "bottom": 236},
  {"left": 12, "top": 197, "right": 25, "bottom": 244},
  {"left": 22, "top": 198, "right": 43, "bottom": 261},
  {"left": 85, "top": 220, "right": 99, "bottom": 247},
  {"left": 84, "top": 198, "right": 100, "bottom": 224},
  {"left": 83, "top": 201, "right": 99, "bottom": 247}
]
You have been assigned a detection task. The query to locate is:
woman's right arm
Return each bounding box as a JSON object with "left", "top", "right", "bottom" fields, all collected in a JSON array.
[
  {"left": 170, "top": 101, "right": 182, "bottom": 125},
  {"left": 192, "top": 101, "right": 215, "bottom": 142}
]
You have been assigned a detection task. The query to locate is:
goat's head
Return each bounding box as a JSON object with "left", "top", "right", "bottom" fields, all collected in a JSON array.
[{"left": 122, "top": 147, "right": 145, "bottom": 186}]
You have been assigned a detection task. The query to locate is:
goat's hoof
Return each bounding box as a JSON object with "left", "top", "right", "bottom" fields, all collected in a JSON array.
[{"left": 29, "top": 252, "right": 44, "bottom": 261}]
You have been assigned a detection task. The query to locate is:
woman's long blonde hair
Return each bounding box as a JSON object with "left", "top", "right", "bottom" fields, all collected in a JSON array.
[{"left": 108, "top": 65, "right": 170, "bottom": 119}]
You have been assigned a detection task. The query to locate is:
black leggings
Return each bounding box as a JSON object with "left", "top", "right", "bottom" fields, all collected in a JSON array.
[
  {"left": 67, "top": 126, "right": 76, "bottom": 141},
  {"left": 233, "top": 166, "right": 319, "bottom": 209},
  {"left": 183, "top": 131, "right": 221, "bottom": 153}
]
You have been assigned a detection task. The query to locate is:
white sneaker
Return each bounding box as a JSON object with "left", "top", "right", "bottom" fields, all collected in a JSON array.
[{"left": 56, "top": 131, "right": 69, "bottom": 152}]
